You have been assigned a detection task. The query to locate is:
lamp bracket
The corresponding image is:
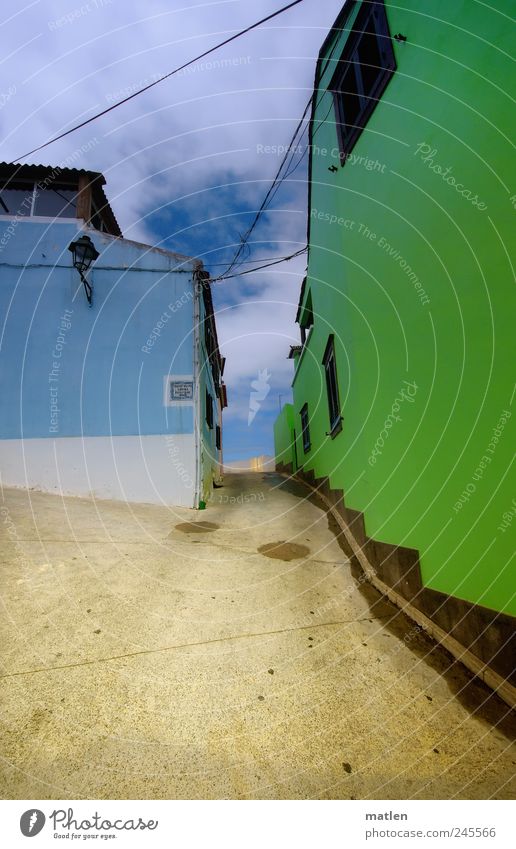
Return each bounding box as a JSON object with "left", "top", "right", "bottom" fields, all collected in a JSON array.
[{"left": 79, "top": 271, "right": 93, "bottom": 306}]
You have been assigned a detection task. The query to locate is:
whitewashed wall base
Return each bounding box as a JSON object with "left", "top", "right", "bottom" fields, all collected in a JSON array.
[{"left": 0, "top": 435, "right": 196, "bottom": 508}]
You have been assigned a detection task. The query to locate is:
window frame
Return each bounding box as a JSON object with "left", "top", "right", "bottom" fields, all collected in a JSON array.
[
  {"left": 322, "top": 335, "right": 342, "bottom": 437},
  {"left": 204, "top": 313, "right": 221, "bottom": 390},
  {"left": 300, "top": 403, "right": 311, "bottom": 453},
  {"left": 0, "top": 181, "right": 36, "bottom": 216},
  {"left": 33, "top": 185, "right": 78, "bottom": 218},
  {"left": 330, "top": 0, "right": 396, "bottom": 162},
  {"left": 215, "top": 424, "right": 221, "bottom": 451},
  {"left": 205, "top": 388, "right": 214, "bottom": 429},
  {"left": 205, "top": 318, "right": 214, "bottom": 360},
  {"left": 299, "top": 289, "right": 314, "bottom": 348},
  {"left": 0, "top": 179, "right": 80, "bottom": 219},
  {"left": 90, "top": 199, "right": 109, "bottom": 232},
  {"left": 299, "top": 289, "right": 314, "bottom": 333}
]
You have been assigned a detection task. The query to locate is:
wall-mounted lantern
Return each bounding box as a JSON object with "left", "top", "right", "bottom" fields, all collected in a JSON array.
[{"left": 68, "top": 234, "right": 99, "bottom": 306}]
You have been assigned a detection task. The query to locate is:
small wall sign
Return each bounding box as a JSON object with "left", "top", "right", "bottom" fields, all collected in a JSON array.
[
  {"left": 164, "top": 375, "right": 195, "bottom": 406},
  {"left": 170, "top": 381, "right": 193, "bottom": 401}
]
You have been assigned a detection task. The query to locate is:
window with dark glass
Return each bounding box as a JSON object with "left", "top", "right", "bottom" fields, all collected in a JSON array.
[
  {"left": 211, "top": 357, "right": 220, "bottom": 391},
  {"left": 205, "top": 388, "right": 213, "bottom": 429},
  {"left": 216, "top": 425, "right": 221, "bottom": 451},
  {"left": 205, "top": 320, "right": 214, "bottom": 359},
  {"left": 0, "top": 181, "right": 78, "bottom": 218},
  {"left": 301, "top": 291, "right": 314, "bottom": 330},
  {"left": 300, "top": 290, "right": 314, "bottom": 346},
  {"left": 331, "top": 0, "right": 396, "bottom": 160},
  {"left": 323, "top": 335, "right": 341, "bottom": 434},
  {"left": 33, "top": 185, "right": 77, "bottom": 217},
  {"left": 0, "top": 182, "right": 35, "bottom": 216},
  {"left": 300, "top": 403, "right": 311, "bottom": 453}
]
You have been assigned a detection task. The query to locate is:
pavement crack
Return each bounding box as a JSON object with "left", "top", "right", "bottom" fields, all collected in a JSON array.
[{"left": 0, "top": 616, "right": 384, "bottom": 679}]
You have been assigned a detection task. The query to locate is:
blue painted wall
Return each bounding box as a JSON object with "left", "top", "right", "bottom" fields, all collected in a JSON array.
[{"left": 0, "top": 220, "right": 197, "bottom": 439}]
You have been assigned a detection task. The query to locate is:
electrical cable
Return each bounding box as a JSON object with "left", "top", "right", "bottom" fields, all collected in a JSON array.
[
  {"left": 207, "top": 251, "right": 308, "bottom": 267},
  {"left": 219, "top": 95, "right": 313, "bottom": 278},
  {"left": 212, "top": 246, "right": 307, "bottom": 282},
  {"left": 6, "top": 1, "right": 340, "bottom": 290},
  {"left": 217, "top": 21, "right": 346, "bottom": 277},
  {"left": 276, "top": 95, "right": 337, "bottom": 185},
  {"left": 10, "top": 0, "right": 306, "bottom": 164}
]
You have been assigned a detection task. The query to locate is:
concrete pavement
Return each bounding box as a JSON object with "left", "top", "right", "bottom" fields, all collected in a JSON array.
[{"left": 1, "top": 472, "right": 515, "bottom": 799}]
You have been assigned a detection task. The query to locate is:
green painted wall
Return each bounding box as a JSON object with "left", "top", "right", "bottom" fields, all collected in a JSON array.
[
  {"left": 274, "top": 403, "right": 296, "bottom": 469},
  {"left": 279, "top": 0, "right": 515, "bottom": 614}
]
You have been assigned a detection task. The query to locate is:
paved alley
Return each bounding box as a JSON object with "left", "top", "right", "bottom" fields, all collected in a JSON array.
[{"left": 1, "top": 473, "right": 515, "bottom": 799}]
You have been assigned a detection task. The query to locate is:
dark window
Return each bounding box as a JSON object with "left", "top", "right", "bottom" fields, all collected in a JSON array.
[
  {"left": 205, "top": 319, "right": 214, "bottom": 359},
  {"left": 205, "top": 388, "right": 213, "bottom": 429},
  {"left": 300, "top": 403, "right": 311, "bottom": 453},
  {"left": 331, "top": 0, "right": 396, "bottom": 160},
  {"left": 211, "top": 357, "right": 220, "bottom": 392},
  {"left": 216, "top": 425, "right": 221, "bottom": 451},
  {"left": 323, "top": 335, "right": 341, "bottom": 435},
  {"left": 0, "top": 181, "right": 78, "bottom": 218},
  {"left": 33, "top": 185, "right": 77, "bottom": 217},
  {"left": 300, "top": 290, "right": 314, "bottom": 346},
  {"left": 300, "top": 290, "right": 314, "bottom": 332},
  {"left": 204, "top": 316, "right": 221, "bottom": 391},
  {"left": 0, "top": 182, "right": 34, "bottom": 216}
]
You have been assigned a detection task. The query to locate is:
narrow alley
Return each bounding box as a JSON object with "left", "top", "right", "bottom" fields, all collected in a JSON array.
[{"left": 1, "top": 473, "right": 515, "bottom": 800}]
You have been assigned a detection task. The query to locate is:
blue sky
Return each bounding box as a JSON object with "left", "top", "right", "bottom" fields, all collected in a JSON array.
[
  {"left": 149, "top": 171, "right": 306, "bottom": 461},
  {"left": 1, "top": 0, "right": 344, "bottom": 461}
]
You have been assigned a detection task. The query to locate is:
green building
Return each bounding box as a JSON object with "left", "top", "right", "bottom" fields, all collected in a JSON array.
[{"left": 274, "top": 0, "right": 515, "bottom": 701}]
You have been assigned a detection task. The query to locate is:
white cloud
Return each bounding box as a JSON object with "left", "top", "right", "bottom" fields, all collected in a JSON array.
[{"left": 1, "top": 0, "right": 344, "bottom": 455}]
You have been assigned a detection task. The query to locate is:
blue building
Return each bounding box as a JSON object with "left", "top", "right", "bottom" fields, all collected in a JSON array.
[{"left": 0, "top": 162, "right": 226, "bottom": 508}]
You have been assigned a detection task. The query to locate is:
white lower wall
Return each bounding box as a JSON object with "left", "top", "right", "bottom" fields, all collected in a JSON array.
[{"left": 0, "top": 434, "right": 197, "bottom": 508}]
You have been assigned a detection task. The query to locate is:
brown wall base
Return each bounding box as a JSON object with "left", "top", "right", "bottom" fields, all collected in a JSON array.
[
  {"left": 275, "top": 462, "right": 293, "bottom": 475},
  {"left": 286, "top": 467, "right": 516, "bottom": 710}
]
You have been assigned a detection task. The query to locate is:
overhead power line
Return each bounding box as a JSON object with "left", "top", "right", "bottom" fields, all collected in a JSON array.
[
  {"left": 212, "top": 246, "right": 307, "bottom": 282},
  {"left": 11, "top": 0, "right": 305, "bottom": 164},
  {"left": 207, "top": 251, "right": 307, "bottom": 267},
  {"left": 217, "top": 20, "right": 346, "bottom": 279},
  {"left": 219, "top": 96, "right": 313, "bottom": 278}
]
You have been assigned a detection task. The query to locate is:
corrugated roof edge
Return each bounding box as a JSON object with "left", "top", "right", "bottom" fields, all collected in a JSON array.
[
  {"left": 0, "top": 162, "right": 205, "bottom": 268},
  {"left": 0, "top": 161, "right": 122, "bottom": 236},
  {"left": 0, "top": 161, "right": 105, "bottom": 182}
]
